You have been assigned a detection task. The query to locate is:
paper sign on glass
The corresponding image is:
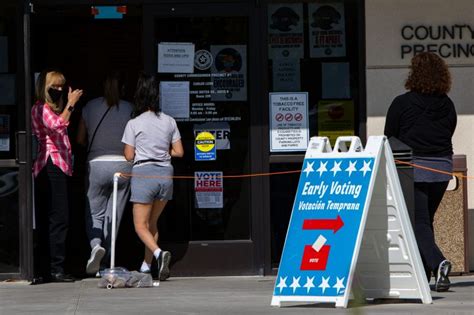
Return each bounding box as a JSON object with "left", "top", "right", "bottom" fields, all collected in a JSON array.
[
  {"left": 158, "top": 42, "right": 195, "bottom": 73},
  {"left": 160, "top": 81, "right": 190, "bottom": 119}
]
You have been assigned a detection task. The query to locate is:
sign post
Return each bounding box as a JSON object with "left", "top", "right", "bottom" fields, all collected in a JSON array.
[{"left": 271, "top": 136, "right": 431, "bottom": 308}]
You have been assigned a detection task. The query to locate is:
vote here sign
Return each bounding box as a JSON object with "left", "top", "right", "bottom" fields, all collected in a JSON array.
[{"left": 194, "top": 171, "right": 223, "bottom": 209}]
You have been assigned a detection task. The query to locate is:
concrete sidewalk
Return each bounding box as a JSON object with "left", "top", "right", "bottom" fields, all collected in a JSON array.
[{"left": 0, "top": 275, "right": 473, "bottom": 314}]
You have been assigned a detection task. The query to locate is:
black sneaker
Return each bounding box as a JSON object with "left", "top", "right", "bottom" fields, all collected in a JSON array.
[
  {"left": 435, "top": 260, "right": 451, "bottom": 292},
  {"left": 158, "top": 251, "right": 171, "bottom": 281}
]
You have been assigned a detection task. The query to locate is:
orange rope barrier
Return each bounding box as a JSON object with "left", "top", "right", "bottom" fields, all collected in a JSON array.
[
  {"left": 116, "top": 159, "right": 470, "bottom": 180},
  {"left": 394, "top": 159, "right": 472, "bottom": 180},
  {"left": 118, "top": 169, "right": 302, "bottom": 180}
]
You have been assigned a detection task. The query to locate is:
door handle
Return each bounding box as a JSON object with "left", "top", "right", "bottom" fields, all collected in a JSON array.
[{"left": 15, "top": 131, "right": 27, "bottom": 165}]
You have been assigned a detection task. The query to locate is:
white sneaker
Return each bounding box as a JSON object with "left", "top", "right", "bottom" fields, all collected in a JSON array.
[
  {"left": 159, "top": 251, "right": 171, "bottom": 281},
  {"left": 86, "top": 245, "right": 105, "bottom": 275}
]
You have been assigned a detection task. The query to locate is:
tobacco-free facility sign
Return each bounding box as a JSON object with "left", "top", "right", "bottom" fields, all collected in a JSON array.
[{"left": 270, "top": 92, "right": 309, "bottom": 152}]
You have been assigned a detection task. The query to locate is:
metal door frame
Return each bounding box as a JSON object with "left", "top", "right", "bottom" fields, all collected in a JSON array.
[
  {"left": 0, "top": 0, "right": 34, "bottom": 280},
  {"left": 143, "top": 1, "right": 268, "bottom": 275}
]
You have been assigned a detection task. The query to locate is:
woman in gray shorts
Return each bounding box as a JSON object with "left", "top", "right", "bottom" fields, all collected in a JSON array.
[{"left": 121, "top": 73, "right": 183, "bottom": 280}]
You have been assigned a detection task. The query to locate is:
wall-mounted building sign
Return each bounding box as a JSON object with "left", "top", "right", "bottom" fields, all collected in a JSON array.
[
  {"left": 270, "top": 92, "right": 309, "bottom": 152},
  {"left": 268, "top": 4, "right": 304, "bottom": 60},
  {"left": 158, "top": 42, "right": 195, "bottom": 73},
  {"left": 366, "top": 0, "right": 474, "bottom": 67},
  {"left": 400, "top": 24, "right": 474, "bottom": 59},
  {"left": 308, "top": 2, "right": 346, "bottom": 58}
]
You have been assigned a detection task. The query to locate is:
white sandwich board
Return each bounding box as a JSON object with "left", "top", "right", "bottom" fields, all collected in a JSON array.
[{"left": 271, "top": 136, "right": 432, "bottom": 308}]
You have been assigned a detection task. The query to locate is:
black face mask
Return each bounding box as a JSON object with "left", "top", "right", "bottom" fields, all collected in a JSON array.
[{"left": 48, "top": 88, "right": 63, "bottom": 104}]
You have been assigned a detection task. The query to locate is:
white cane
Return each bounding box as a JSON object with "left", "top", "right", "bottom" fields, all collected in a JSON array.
[{"left": 111, "top": 172, "right": 121, "bottom": 269}]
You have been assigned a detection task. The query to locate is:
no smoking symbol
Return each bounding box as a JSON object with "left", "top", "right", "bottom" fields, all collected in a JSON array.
[
  {"left": 285, "top": 113, "right": 293, "bottom": 121},
  {"left": 294, "top": 113, "right": 303, "bottom": 121},
  {"left": 275, "top": 113, "right": 284, "bottom": 122}
]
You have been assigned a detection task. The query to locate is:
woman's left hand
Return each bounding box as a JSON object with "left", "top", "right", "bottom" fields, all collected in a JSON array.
[{"left": 67, "top": 87, "right": 83, "bottom": 107}]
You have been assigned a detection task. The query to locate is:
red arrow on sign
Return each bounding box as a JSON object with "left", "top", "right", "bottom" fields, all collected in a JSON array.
[{"left": 302, "top": 215, "right": 344, "bottom": 233}]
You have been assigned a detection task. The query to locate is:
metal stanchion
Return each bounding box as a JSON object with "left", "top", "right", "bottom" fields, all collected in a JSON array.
[{"left": 110, "top": 172, "right": 120, "bottom": 269}]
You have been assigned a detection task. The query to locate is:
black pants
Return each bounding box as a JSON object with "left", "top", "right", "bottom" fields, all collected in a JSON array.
[
  {"left": 34, "top": 158, "right": 69, "bottom": 276},
  {"left": 414, "top": 181, "right": 448, "bottom": 280}
]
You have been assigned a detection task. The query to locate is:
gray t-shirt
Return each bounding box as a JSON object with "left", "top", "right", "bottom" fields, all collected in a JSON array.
[
  {"left": 121, "top": 111, "right": 181, "bottom": 166},
  {"left": 82, "top": 97, "right": 133, "bottom": 161}
]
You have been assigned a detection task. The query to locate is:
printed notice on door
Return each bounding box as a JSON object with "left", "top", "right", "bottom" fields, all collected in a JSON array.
[
  {"left": 210, "top": 45, "right": 247, "bottom": 101},
  {"left": 160, "top": 81, "right": 190, "bottom": 119},
  {"left": 158, "top": 42, "right": 195, "bottom": 73},
  {"left": 272, "top": 59, "right": 301, "bottom": 92},
  {"left": 195, "top": 171, "right": 223, "bottom": 209},
  {"left": 268, "top": 3, "right": 304, "bottom": 60},
  {"left": 308, "top": 3, "right": 346, "bottom": 58},
  {"left": 270, "top": 92, "right": 309, "bottom": 152}
]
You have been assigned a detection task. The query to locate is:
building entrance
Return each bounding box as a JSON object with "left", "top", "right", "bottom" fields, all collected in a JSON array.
[
  {"left": 22, "top": 1, "right": 265, "bottom": 277},
  {"left": 143, "top": 2, "right": 262, "bottom": 275},
  {"left": 28, "top": 3, "right": 143, "bottom": 277}
]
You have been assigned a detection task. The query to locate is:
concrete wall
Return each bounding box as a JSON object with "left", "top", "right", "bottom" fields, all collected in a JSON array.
[{"left": 365, "top": 0, "right": 474, "bottom": 270}]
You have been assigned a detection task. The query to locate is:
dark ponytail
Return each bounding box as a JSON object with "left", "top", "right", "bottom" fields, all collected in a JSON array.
[{"left": 133, "top": 72, "right": 160, "bottom": 118}]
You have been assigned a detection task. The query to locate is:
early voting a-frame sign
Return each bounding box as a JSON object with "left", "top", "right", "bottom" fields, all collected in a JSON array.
[{"left": 271, "top": 136, "right": 432, "bottom": 308}]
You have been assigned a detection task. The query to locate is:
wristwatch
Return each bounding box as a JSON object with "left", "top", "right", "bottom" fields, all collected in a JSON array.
[{"left": 67, "top": 105, "right": 75, "bottom": 112}]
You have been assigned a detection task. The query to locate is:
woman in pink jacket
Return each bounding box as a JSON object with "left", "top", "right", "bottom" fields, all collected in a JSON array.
[{"left": 32, "top": 70, "right": 82, "bottom": 283}]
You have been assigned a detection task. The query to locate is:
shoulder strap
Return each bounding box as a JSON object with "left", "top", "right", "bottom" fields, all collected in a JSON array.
[{"left": 87, "top": 106, "right": 112, "bottom": 154}]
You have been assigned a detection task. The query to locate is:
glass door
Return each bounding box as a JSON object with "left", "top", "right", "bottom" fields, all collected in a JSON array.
[
  {"left": 266, "top": 0, "right": 364, "bottom": 269},
  {"left": 144, "top": 2, "right": 262, "bottom": 275},
  {"left": 0, "top": 0, "right": 33, "bottom": 279}
]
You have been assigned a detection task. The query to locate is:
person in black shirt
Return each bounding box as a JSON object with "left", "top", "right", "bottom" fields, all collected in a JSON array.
[{"left": 384, "top": 52, "right": 457, "bottom": 292}]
